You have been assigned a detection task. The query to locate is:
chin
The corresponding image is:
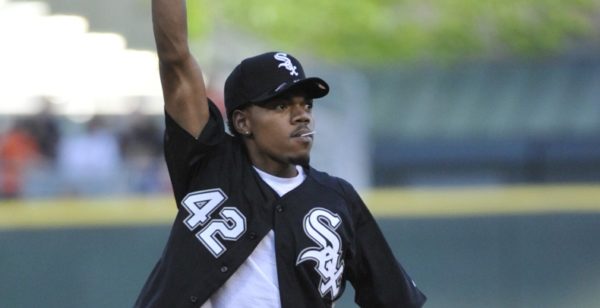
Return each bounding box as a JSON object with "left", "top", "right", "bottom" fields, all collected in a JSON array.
[{"left": 289, "top": 154, "right": 310, "bottom": 167}]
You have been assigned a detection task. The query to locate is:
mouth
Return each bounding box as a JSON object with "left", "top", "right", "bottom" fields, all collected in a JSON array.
[{"left": 291, "top": 128, "right": 315, "bottom": 138}]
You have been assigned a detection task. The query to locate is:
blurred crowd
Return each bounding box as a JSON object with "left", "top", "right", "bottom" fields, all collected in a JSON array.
[{"left": 0, "top": 106, "right": 170, "bottom": 199}]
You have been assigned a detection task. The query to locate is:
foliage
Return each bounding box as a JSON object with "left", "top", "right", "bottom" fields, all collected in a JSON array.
[{"left": 187, "top": 0, "right": 600, "bottom": 65}]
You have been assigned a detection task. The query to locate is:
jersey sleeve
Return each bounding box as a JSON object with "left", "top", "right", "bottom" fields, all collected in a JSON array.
[
  {"left": 340, "top": 181, "right": 427, "bottom": 308},
  {"left": 163, "top": 100, "right": 226, "bottom": 204}
]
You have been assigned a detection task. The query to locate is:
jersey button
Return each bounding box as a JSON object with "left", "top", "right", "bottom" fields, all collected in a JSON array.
[
  {"left": 220, "top": 265, "right": 228, "bottom": 273},
  {"left": 276, "top": 205, "right": 284, "bottom": 213},
  {"left": 190, "top": 296, "right": 198, "bottom": 303},
  {"left": 248, "top": 232, "right": 257, "bottom": 240}
]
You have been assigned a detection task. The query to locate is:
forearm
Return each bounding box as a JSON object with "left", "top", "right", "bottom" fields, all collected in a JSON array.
[{"left": 152, "top": 0, "right": 190, "bottom": 64}]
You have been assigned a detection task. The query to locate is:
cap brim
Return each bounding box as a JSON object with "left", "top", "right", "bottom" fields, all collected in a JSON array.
[{"left": 250, "top": 77, "right": 329, "bottom": 103}]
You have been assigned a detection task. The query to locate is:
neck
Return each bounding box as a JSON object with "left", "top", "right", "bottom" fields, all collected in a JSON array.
[
  {"left": 243, "top": 139, "right": 307, "bottom": 178},
  {"left": 251, "top": 157, "right": 298, "bottom": 178}
]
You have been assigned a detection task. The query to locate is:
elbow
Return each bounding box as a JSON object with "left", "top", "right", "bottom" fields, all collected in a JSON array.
[
  {"left": 157, "top": 44, "right": 192, "bottom": 67},
  {"left": 153, "top": 29, "right": 191, "bottom": 65}
]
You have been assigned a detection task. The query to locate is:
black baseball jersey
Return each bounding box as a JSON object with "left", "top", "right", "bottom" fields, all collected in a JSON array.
[{"left": 135, "top": 100, "right": 426, "bottom": 308}]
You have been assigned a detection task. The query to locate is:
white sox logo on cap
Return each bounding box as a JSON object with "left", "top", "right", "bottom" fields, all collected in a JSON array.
[{"left": 274, "top": 52, "right": 299, "bottom": 76}]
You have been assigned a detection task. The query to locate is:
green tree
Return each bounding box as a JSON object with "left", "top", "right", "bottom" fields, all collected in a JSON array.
[{"left": 188, "top": 0, "right": 600, "bottom": 65}]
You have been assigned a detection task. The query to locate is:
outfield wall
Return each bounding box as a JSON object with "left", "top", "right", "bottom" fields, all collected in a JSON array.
[{"left": 1, "top": 185, "right": 599, "bottom": 308}]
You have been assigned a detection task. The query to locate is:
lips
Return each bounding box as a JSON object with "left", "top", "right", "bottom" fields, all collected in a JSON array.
[{"left": 291, "top": 127, "right": 314, "bottom": 138}]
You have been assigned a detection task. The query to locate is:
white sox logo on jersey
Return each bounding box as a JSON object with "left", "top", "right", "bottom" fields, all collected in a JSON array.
[
  {"left": 274, "top": 52, "right": 299, "bottom": 76},
  {"left": 296, "top": 208, "right": 345, "bottom": 299},
  {"left": 181, "top": 189, "right": 246, "bottom": 258}
]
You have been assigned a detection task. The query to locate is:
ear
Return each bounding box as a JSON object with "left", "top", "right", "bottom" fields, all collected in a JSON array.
[{"left": 231, "top": 109, "right": 252, "bottom": 136}]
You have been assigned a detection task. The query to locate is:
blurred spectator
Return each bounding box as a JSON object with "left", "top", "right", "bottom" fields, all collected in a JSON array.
[
  {"left": 119, "top": 111, "right": 165, "bottom": 193},
  {"left": 0, "top": 119, "right": 41, "bottom": 198},
  {"left": 120, "top": 112, "right": 162, "bottom": 159},
  {"left": 28, "top": 98, "right": 61, "bottom": 164},
  {"left": 57, "top": 115, "right": 123, "bottom": 196}
]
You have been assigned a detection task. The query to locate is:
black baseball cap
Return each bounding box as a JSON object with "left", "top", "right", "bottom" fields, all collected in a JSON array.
[{"left": 224, "top": 52, "right": 329, "bottom": 118}]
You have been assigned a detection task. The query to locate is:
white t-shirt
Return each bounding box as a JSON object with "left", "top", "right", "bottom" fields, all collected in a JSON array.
[{"left": 202, "top": 165, "right": 306, "bottom": 308}]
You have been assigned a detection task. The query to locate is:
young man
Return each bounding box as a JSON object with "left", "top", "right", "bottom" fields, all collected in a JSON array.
[{"left": 136, "top": 0, "right": 427, "bottom": 307}]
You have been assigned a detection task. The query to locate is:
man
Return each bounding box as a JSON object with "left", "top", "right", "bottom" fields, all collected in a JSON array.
[{"left": 136, "top": 0, "right": 426, "bottom": 307}]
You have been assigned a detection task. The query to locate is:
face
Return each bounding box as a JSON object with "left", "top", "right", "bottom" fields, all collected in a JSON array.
[{"left": 234, "top": 90, "right": 315, "bottom": 170}]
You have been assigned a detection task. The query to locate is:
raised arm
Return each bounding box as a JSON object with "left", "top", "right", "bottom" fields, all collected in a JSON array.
[{"left": 152, "top": 0, "right": 208, "bottom": 137}]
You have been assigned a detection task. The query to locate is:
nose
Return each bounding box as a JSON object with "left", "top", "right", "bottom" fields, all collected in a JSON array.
[{"left": 291, "top": 104, "right": 311, "bottom": 124}]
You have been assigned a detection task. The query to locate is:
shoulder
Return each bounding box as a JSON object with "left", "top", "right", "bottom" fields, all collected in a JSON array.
[
  {"left": 308, "top": 167, "right": 361, "bottom": 202},
  {"left": 307, "top": 167, "right": 374, "bottom": 229}
]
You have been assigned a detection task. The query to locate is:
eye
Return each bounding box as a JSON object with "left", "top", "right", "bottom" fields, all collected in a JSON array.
[
  {"left": 305, "top": 101, "right": 313, "bottom": 110},
  {"left": 275, "top": 104, "right": 288, "bottom": 111}
]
